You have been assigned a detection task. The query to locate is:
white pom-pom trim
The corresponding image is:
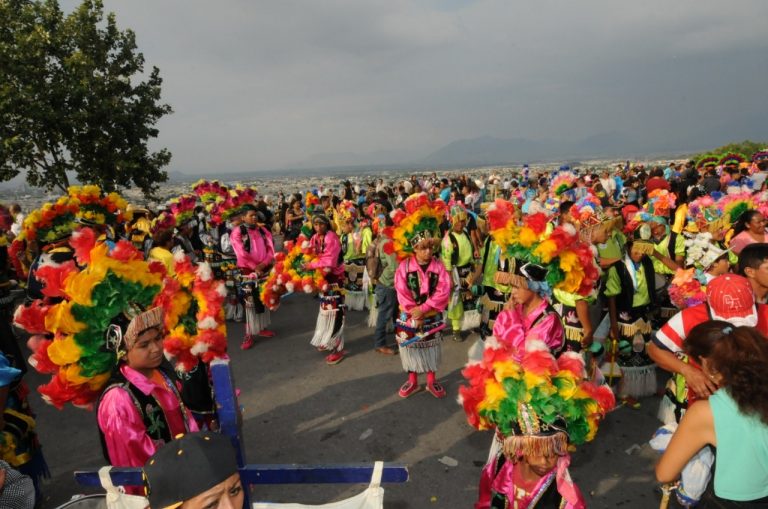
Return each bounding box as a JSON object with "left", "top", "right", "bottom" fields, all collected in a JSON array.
[
  {"left": 525, "top": 339, "right": 549, "bottom": 352},
  {"left": 191, "top": 342, "right": 210, "bottom": 356},
  {"left": 558, "top": 350, "right": 585, "bottom": 366},
  {"left": 196, "top": 263, "right": 213, "bottom": 282},
  {"left": 173, "top": 250, "right": 187, "bottom": 262},
  {"left": 198, "top": 317, "right": 218, "bottom": 330},
  {"left": 484, "top": 336, "right": 504, "bottom": 351},
  {"left": 216, "top": 283, "right": 228, "bottom": 297}
]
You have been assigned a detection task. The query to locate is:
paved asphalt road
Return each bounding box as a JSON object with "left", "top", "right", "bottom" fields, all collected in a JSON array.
[{"left": 29, "top": 292, "right": 667, "bottom": 509}]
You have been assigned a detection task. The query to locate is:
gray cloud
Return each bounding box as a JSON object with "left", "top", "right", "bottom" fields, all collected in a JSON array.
[{"left": 56, "top": 0, "right": 768, "bottom": 172}]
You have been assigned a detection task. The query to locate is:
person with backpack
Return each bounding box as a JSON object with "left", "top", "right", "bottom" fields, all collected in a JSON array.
[
  {"left": 368, "top": 214, "right": 398, "bottom": 355},
  {"left": 441, "top": 204, "right": 478, "bottom": 342},
  {"left": 231, "top": 204, "right": 277, "bottom": 350}
]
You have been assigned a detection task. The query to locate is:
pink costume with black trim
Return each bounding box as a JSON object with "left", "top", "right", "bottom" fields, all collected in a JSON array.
[
  {"left": 475, "top": 454, "right": 585, "bottom": 509},
  {"left": 230, "top": 224, "right": 275, "bottom": 273},
  {"left": 306, "top": 231, "right": 344, "bottom": 282},
  {"left": 394, "top": 257, "right": 451, "bottom": 317},
  {"left": 97, "top": 364, "right": 198, "bottom": 468},
  {"left": 492, "top": 300, "right": 564, "bottom": 354},
  {"left": 231, "top": 224, "right": 275, "bottom": 337},
  {"left": 307, "top": 230, "right": 346, "bottom": 352},
  {"left": 393, "top": 257, "right": 451, "bottom": 373}
]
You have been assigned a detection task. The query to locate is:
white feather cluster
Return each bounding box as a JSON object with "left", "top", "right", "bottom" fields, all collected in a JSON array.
[{"left": 196, "top": 262, "right": 213, "bottom": 282}]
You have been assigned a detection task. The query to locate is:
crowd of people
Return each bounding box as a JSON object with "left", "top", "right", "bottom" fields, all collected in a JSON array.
[{"left": 0, "top": 148, "right": 768, "bottom": 507}]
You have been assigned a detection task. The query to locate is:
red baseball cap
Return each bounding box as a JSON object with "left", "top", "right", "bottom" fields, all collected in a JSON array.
[{"left": 706, "top": 274, "right": 757, "bottom": 324}]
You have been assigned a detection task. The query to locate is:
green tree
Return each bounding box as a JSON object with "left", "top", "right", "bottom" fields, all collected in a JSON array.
[
  {"left": 695, "top": 140, "right": 767, "bottom": 160},
  {"left": 0, "top": 0, "right": 172, "bottom": 196}
]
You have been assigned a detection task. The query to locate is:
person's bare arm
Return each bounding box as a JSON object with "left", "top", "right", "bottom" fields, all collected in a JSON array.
[
  {"left": 575, "top": 299, "right": 593, "bottom": 347},
  {"left": 648, "top": 343, "right": 717, "bottom": 398},
  {"left": 599, "top": 257, "right": 621, "bottom": 269},
  {"left": 651, "top": 250, "right": 679, "bottom": 271},
  {"left": 607, "top": 296, "right": 619, "bottom": 341}
]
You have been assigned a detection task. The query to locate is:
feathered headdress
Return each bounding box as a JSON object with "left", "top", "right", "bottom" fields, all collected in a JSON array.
[
  {"left": 569, "top": 195, "right": 603, "bottom": 227},
  {"left": 686, "top": 195, "right": 726, "bottom": 234},
  {"left": 645, "top": 189, "right": 676, "bottom": 219},
  {"left": 13, "top": 229, "right": 227, "bottom": 409},
  {"left": 19, "top": 196, "right": 80, "bottom": 245},
  {"left": 568, "top": 195, "right": 619, "bottom": 243},
  {"left": 485, "top": 199, "right": 517, "bottom": 232},
  {"left": 719, "top": 152, "right": 746, "bottom": 167},
  {"left": 305, "top": 192, "right": 321, "bottom": 217},
  {"left": 192, "top": 180, "right": 230, "bottom": 204},
  {"left": 459, "top": 340, "right": 615, "bottom": 455},
  {"left": 718, "top": 192, "right": 756, "bottom": 225},
  {"left": 668, "top": 268, "right": 707, "bottom": 310},
  {"left": 683, "top": 232, "right": 728, "bottom": 270},
  {"left": 207, "top": 185, "right": 258, "bottom": 226},
  {"left": 365, "top": 202, "right": 387, "bottom": 236},
  {"left": 549, "top": 171, "right": 577, "bottom": 199},
  {"left": 169, "top": 194, "right": 198, "bottom": 228},
  {"left": 68, "top": 185, "right": 132, "bottom": 227},
  {"left": 488, "top": 209, "right": 600, "bottom": 297},
  {"left": 383, "top": 193, "right": 447, "bottom": 261},
  {"left": 696, "top": 154, "right": 720, "bottom": 169},
  {"left": 151, "top": 211, "right": 176, "bottom": 235},
  {"left": 449, "top": 203, "right": 468, "bottom": 223},
  {"left": 751, "top": 149, "right": 768, "bottom": 164},
  {"left": 336, "top": 200, "right": 359, "bottom": 224}
]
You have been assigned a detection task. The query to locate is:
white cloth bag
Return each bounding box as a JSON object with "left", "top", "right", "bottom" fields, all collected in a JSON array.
[
  {"left": 252, "top": 462, "right": 384, "bottom": 509},
  {"left": 98, "top": 467, "right": 148, "bottom": 509}
]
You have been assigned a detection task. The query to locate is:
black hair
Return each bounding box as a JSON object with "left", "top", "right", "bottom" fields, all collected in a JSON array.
[
  {"left": 688, "top": 186, "right": 703, "bottom": 201},
  {"left": 152, "top": 228, "right": 174, "bottom": 247},
  {"left": 732, "top": 209, "right": 762, "bottom": 236},
  {"left": 738, "top": 242, "right": 768, "bottom": 275},
  {"left": 558, "top": 200, "right": 574, "bottom": 215}
]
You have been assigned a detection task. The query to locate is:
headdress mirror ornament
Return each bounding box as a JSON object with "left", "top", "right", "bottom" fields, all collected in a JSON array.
[{"left": 632, "top": 223, "right": 655, "bottom": 256}]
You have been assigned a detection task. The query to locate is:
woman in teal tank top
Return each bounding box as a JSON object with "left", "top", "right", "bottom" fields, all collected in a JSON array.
[{"left": 656, "top": 321, "right": 768, "bottom": 507}]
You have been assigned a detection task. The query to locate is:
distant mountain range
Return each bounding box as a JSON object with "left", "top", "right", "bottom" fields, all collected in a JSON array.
[
  {"left": 275, "top": 112, "right": 768, "bottom": 170},
  {"left": 422, "top": 133, "right": 642, "bottom": 166},
  {"left": 2, "top": 120, "right": 767, "bottom": 189}
]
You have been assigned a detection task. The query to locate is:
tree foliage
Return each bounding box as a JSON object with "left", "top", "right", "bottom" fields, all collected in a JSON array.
[
  {"left": 695, "top": 140, "right": 767, "bottom": 160},
  {"left": 0, "top": 0, "right": 172, "bottom": 196}
]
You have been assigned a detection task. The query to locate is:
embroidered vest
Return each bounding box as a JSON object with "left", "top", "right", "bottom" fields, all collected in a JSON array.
[
  {"left": 405, "top": 259, "right": 440, "bottom": 305},
  {"left": 97, "top": 363, "right": 189, "bottom": 463}
]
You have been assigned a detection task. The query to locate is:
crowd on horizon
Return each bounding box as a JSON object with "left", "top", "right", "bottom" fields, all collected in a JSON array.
[{"left": 1, "top": 148, "right": 768, "bottom": 507}]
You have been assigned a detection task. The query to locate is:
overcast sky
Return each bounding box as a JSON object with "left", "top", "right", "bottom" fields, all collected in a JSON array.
[{"left": 62, "top": 0, "right": 768, "bottom": 173}]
